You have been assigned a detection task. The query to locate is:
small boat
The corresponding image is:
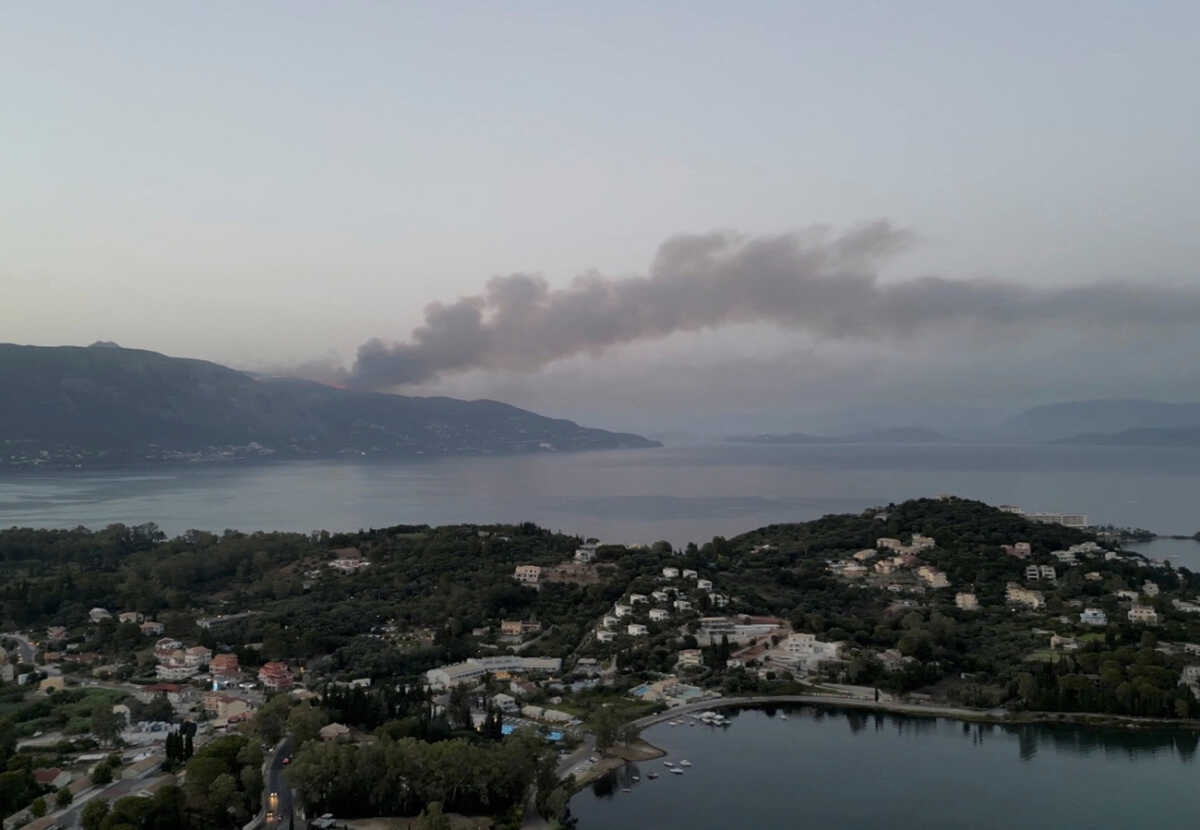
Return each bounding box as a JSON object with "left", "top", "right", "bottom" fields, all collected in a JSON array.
[
  {"left": 647, "top": 772, "right": 658, "bottom": 780},
  {"left": 679, "top": 760, "right": 692, "bottom": 767},
  {"left": 632, "top": 775, "right": 640, "bottom": 781},
  {"left": 664, "top": 760, "right": 675, "bottom": 766},
  {"left": 780, "top": 713, "right": 789, "bottom": 720},
  {"left": 622, "top": 787, "right": 632, "bottom": 792},
  {"left": 668, "top": 766, "right": 684, "bottom": 774}
]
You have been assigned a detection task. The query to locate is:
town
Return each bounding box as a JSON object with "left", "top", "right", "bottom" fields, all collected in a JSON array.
[{"left": 3, "top": 498, "right": 1200, "bottom": 828}]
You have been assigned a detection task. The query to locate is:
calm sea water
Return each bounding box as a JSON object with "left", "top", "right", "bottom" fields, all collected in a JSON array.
[
  {"left": 2, "top": 444, "right": 1200, "bottom": 552},
  {"left": 570, "top": 707, "right": 1200, "bottom": 829}
]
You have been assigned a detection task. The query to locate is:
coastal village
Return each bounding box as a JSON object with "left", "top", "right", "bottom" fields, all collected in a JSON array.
[{"left": 3, "top": 497, "right": 1200, "bottom": 827}]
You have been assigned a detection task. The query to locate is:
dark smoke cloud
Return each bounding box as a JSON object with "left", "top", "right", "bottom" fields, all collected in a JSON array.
[{"left": 351, "top": 221, "right": 1200, "bottom": 389}]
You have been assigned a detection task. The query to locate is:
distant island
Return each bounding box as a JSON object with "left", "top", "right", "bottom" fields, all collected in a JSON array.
[
  {"left": 0, "top": 343, "right": 659, "bottom": 468},
  {"left": 728, "top": 427, "right": 946, "bottom": 445}
]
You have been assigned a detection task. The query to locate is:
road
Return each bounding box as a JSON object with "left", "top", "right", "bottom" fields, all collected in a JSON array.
[
  {"left": 53, "top": 766, "right": 166, "bottom": 827},
  {"left": 265, "top": 737, "right": 302, "bottom": 829},
  {"left": 3, "top": 631, "right": 38, "bottom": 664}
]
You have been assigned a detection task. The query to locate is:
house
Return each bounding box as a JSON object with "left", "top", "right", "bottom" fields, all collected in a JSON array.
[
  {"left": 46, "top": 625, "right": 68, "bottom": 641},
  {"left": 156, "top": 659, "right": 199, "bottom": 681},
  {"left": 33, "top": 768, "right": 72, "bottom": 789},
  {"left": 1173, "top": 600, "right": 1200, "bottom": 615},
  {"left": 1180, "top": 666, "right": 1200, "bottom": 688},
  {"left": 1128, "top": 606, "right": 1159, "bottom": 625},
  {"left": 662, "top": 567, "right": 679, "bottom": 579},
  {"left": 676, "top": 649, "right": 702, "bottom": 667},
  {"left": 1050, "top": 635, "right": 1079, "bottom": 651},
  {"left": 574, "top": 543, "right": 599, "bottom": 563},
  {"left": 674, "top": 599, "right": 692, "bottom": 612},
  {"left": 140, "top": 683, "right": 188, "bottom": 705},
  {"left": 696, "top": 578, "right": 714, "bottom": 591},
  {"left": 955, "top": 592, "right": 980, "bottom": 611},
  {"left": 1080, "top": 608, "right": 1108, "bottom": 626},
  {"left": 853, "top": 549, "right": 877, "bottom": 561},
  {"left": 139, "top": 621, "right": 164, "bottom": 636},
  {"left": 651, "top": 590, "right": 671, "bottom": 602},
  {"left": 209, "top": 653, "right": 240, "bottom": 680},
  {"left": 778, "top": 633, "right": 842, "bottom": 671},
  {"left": 1040, "top": 565, "right": 1057, "bottom": 581},
  {"left": 258, "top": 661, "right": 293, "bottom": 690},
  {"left": 629, "top": 594, "right": 649, "bottom": 605},
  {"left": 203, "top": 693, "right": 253, "bottom": 721},
  {"left": 877, "top": 538, "right": 903, "bottom": 551},
  {"left": 1084, "top": 572, "right": 1103, "bottom": 582},
  {"left": 319, "top": 722, "right": 352, "bottom": 742},
  {"left": 510, "top": 679, "right": 538, "bottom": 697},
  {"left": 513, "top": 565, "right": 541, "bottom": 585},
  {"left": 328, "top": 547, "right": 370, "bottom": 573},
  {"left": 492, "top": 693, "right": 519, "bottom": 713},
  {"left": 613, "top": 604, "right": 633, "bottom": 618},
  {"left": 627, "top": 624, "right": 649, "bottom": 636},
  {"left": 596, "top": 630, "right": 616, "bottom": 643},
  {"left": 708, "top": 592, "right": 729, "bottom": 608},
  {"left": 1143, "top": 581, "right": 1160, "bottom": 597},
  {"left": 89, "top": 607, "right": 112, "bottom": 623},
  {"left": 843, "top": 564, "right": 868, "bottom": 578},
  {"left": 184, "top": 646, "right": 212, "bottom": 667},
  {"left": 649, "top": 608, "right": 669, "bottom": 622},
  {"left": 118, "top": 611, "right": 142, "bottom": 625},
  {"left": 682, "top": 569, "right": 698, "bottom": 579},
  {"left": 917, "top": 566, "right": 950, "bottom": 589},
  {"left": 874, "top": 559, "right": 897, "bottom": 575},
  {"left": 154, "top": 637, "right": 184, "bottom": 659},
  {"left": 1025, "top": 565, "right": 1041, "bottom": 581},
  {"left": 601, "top": 615, "right": 619, "bottom": 628},
  {"left": 1006, "top": 583, "right": 1045, "bottom": 609}
]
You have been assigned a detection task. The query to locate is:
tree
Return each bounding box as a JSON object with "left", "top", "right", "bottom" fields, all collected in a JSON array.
[
  {"left": 80, "top": 798, "right": 110, "bottom": 830},
  {"left": 30, "top": 796, "right": 46, "bottom": 818},
  {"left": 92, "top": 703, "right": 123, "bottom": 746},
  {"left": 252, "top": 694, "right": 292, "bottom": 745},
  {"left": 208, "top": 772, "right": 239, "bottom": 821},
  {"left": 286, "top": 703, "right": 330, "bottom": 748},
  {"left": 55, "top": 785, "right": 73, "bottom": 808},
  {"left": 91, "top": 761, "right": 113, "bottom": 786}
]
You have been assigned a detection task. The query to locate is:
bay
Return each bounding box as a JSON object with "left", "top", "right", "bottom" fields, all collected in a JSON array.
[
  {"left": 1, "top": 444, "right": 1199, "bottom": 557},
  {"left": 569, "top": 707, "right": 1200, "bottom": 829}
]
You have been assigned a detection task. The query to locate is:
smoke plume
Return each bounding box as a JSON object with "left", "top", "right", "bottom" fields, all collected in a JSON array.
[{"left": 351, "top": 221, "right": 1200, "bottom": 389}]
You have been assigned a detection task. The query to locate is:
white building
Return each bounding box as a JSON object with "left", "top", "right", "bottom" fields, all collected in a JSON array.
[
  {"left": 1080, "top": 608, "right": 1108, "bottom": 626},
  {"left": 1025, "top": 565, "right": 1041, "bottom": 581},
  {"left": 513, "top": 565, "right": 541, "bottom": 585},
  {"left": 1128, "top": 605, "right": 1159, "bottom": 625},
  {"left": 89, "top": 607, "right": 112, "bottom": 623},
  {"left": 917, "top": 566, "right": 950, "bottom": 589},
  {"left": 629, "top": 593, "right": 649, "bottom": 605},
  {"left": 614, "top": 604, "right": 632, "bottom": 618},
  {"left": 425, "top": 656, "right": 562, "bottom": 690},
  {"left": 574, "top": 543, "right": 599, "bottom": 563},
  {"left": 708, "top": 593, "right": 729, "bottom": 608},
  {"left": 627, "top": 624, "right": 649, "bottom": 637},
  {"left": 1143, "top": 581, "right": 1160, "bottom": 597},
  {"left": 663, "top": 567, "right": 680, "bottom": 579},
  {"left": 596, "top": 630, "right": 616, "bottom": 643},
  {"left": 676, "top": 649, "right": 702, "bottom": 667},
  {"left": 955, "top": 592, "right": 980, "bottom": 611},
  {"left": 652, "top": 590, "right": 671, "bottom": 602},
  {"left": 777, "top": 633, "right": 842, "bottom": 672},
  {"left": 601, "top": 615, "right": 619, "bottom": 628},
  {"left": 1039, "top": 565, "right": 1057, "bottom": 581},
  {"left": 674, "top": 599, "right": 692, "bottom": 612},
  {"left": 649, "top": 608, "right": 669, "bottom": 622},
  {"left": 696, "top": 579, "right": 714, "bottom": 591},
  {"left": 682, "top": 569, "right": 698, "bottom": 579}
]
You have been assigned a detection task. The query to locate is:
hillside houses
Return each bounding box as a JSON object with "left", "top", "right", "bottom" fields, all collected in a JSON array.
[{"left": 1006, "top": 583, "right": 1046, "bottom": 609}]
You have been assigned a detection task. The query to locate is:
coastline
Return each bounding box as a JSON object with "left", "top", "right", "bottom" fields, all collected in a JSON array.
[{"left": 623, "top": 693, "right": 1200, "bottom": 736}]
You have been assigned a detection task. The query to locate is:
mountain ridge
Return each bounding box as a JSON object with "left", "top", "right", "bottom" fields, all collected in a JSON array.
[{"left": 0, "top": 343, "right": 659, "bottom": 467}]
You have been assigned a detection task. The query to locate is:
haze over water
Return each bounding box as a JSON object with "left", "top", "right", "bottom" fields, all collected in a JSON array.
[{"left": 2, "top": 444, "right": 1199, "bottom": 560}]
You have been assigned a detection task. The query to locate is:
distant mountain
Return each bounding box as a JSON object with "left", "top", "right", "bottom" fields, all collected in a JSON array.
[
  {"left": 1055, "top": 426, "right": 1200, "bottom": 447},
  {"left": 0, "top": 344, "right": 658, "bottom": 468},
  {"left": 998, "top": 399, "right": 1200, "bottom": 442},
  {"left": 729, "top": 427, "right": 946, "bottom": 445}
]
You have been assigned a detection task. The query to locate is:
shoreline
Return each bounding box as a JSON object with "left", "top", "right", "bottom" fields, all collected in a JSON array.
[{"left": 628, "top": 694, "right": 1200, "bottom": 733}]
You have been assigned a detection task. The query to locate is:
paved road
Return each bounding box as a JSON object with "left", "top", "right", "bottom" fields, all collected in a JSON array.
[
  {"left": 3, "top": 631, "right": 38, "bottom": 664},
  {"left": 53, "top": 767, "right": 167, "bottom": 827},
  {"left": 265, "top": 737, "right": 302, "bottom": 828}
]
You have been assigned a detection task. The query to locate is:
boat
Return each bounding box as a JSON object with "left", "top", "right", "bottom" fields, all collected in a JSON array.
[
  {"left": 664, "top": 760, "right": 675, "bottom": 766},
  {"left": 668, "top": 766, "right": 684, "bottom": 774},
  {"left": 780, "top": 713, "right": 789, "bottom": 720},
  {"left": 632, "top": 775, "right": 640, "bottom": 781},
  {"left": 679, "top": 760, "right": 693, "bottom": 767},
  {"left": 622, "top": 787, "right": 632, "bottom": 792},
  {"left": 647, "top": 772, "right": 658, "bottom": 780}
]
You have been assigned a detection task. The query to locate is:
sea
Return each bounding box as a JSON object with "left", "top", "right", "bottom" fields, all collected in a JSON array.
[
  {"left": 569, "top": 707, "right": 1200, "bottom": 829},
  {"left": 1, "top": 442, "right": 1198, "bottom": 558}
]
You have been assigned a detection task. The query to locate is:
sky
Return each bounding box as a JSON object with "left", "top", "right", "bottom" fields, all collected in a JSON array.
[{"left": 3, "top": 1, "right": 1199, "bottom": 434}]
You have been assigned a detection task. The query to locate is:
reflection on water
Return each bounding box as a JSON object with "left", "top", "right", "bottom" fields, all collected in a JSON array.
[{"left": 571, "top": 707, "right": 1200, "bottom": 829}]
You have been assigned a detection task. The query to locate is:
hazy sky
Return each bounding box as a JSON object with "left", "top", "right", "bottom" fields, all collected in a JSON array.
[{"left": 3, "top": 2, "right": 1199, "bottom": 432}]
